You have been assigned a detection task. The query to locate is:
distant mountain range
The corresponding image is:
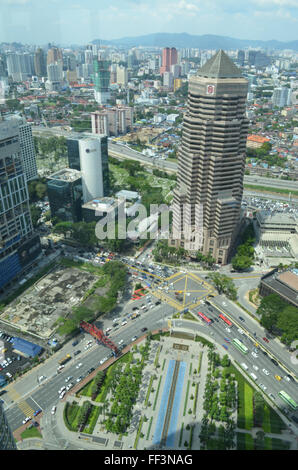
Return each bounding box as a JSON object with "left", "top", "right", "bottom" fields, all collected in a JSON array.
[{"left": 92, "top": 33, "right": 298, "bottom": 51}]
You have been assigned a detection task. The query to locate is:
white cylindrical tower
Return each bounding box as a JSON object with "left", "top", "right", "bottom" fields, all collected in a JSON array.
[{"left": 79, "top": 138, "right": 103, "bottom": 203}]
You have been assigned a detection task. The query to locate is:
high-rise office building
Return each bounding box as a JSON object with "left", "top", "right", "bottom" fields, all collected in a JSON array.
[
  {"left": 237, "top": 50, "right": 245, "bottom": 66},
  {"left": 93, "top": 58, "right": 110, "bottom": 105},
  {"left": 91, "top": 107, "right": 133, "bottom": 137},
  {"left": 79, "top": 136, "right": 109, "bottom": 203},
  {"left": 248, "top": 50, "right": 257, "bottom": 66},
  {"left": 163, "top": 71, "right": 174, "bottom": 90},
  {"left": 6, "top": 52, "right": 35, "bottom": 81},
  {"left": 5, "top": 116, "right": 38, "bottom": 182},
  {"left": 47, "top": 168, "right": 83, "bottom": 223},
  {"left": 171, "top": 50, "right": 248, "bottom": 265},
  {"left": 0, "top": 119, "right": 41, "bottom": 292},
  {"left": 160, "top": 47, "right": 177, "bottom": 75},
  {"left": 34, "top": 48, "right": 46, "bottom": 77},
  {"left": 272, "top": 87, "right": 291, "bottom": 107},
  {"left": 47, "top": 47, "right": 63, "bottom": 66},
  {"left": 67, "top": 133, "right": 110, "bottom": 200},
  {"left": 116, "top": 65, "right": 128, "bottom": 86},
  {"left": 45, "top": 62, "right": 63, "bottom": 92},
  {"left": 0, "top": 402, "right": 17, "bottom": 450}
]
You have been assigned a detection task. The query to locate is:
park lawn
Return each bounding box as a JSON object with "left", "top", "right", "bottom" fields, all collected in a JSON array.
[
  {"left": 245, "top": 433, "right": 254, "bottom": 450},
  {"left": 262, "top": 404, "right": 271, "bottom": 433},
  {"left": 237, "top": 432, "right": 254, "bottom": 450},
  {"left": 244, "top": 382, "right": 254, "bottom": 430},
  {"left": 64, "top": 402, "right": 81, "bottom": 431},
  {"left": 79, "top": 379, "right": 93, "bottom": 398},
  {"left": 236, "top": 379, "right": 246, "bottom": 429},
  {"left": 269, "top": 407, "right": 287, "bottom": 434},
  {"left": 264, "top": 437, "right": 291, "bottom": 450},
  {"left": 227, "top": 365, "right": 253, "bottom": 430},
  {"left": 81, "top": 405, "right": 101, "bottom": 435},
  {"left": 20, "top": 426, "right": 42, "bottom": 440}
]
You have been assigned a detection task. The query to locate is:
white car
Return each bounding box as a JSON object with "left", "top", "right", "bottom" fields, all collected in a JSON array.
[
  {"left": 59, "top": 391, "right": 66, "bottom": 399},
  {"left": 51, "top": 406, "right": 56, "bottom": 415},
  {"left": 58, "top": 386, "right": 66, "bottom": 394},
  {"left": 262, "top": 368, "right": 270, "bottom": 376},
  {"left": 225, "top": 328, "right": 231, "bottom": 333},
  {"left": 105, "top": 327, "right": 112, "bottom": 333},
  {"left": 76, "top": 376, "right": 83, "bottom": 383},
  {"left": 253, "top": 365, "right": 259, "bottom": 371},
  {"left": 65, "top": 376, "right": 73, "bottom": 383},
  {"left": 284, "top": 376, "right": 291, "bottom": 382},
  {"left": 22, "top": 416, "right": 31, "bottom": 424},
  {"left": 39, "top": 375, "right": 46, "bottom": 382},
  {"left": 259, "top": 383, "right": 267, "bottom": 391},
  {"left": 237, "top": 329, "right": 244, "bottom": 335},
  {"left": 76, "top": 363, "right": 82, "bottom": 369},
  {"left": 131, "top": 336, "right": 137, "bottom": 342},
  {"left": 66, "top": 383, "right": 73, "bottom": 391},
  {"left": 251, "top": 352, "right": 258, "bottom": 358},
  {"left": 121, "top": 320, "right": 127, "bottom": 326},
  {"left": 118, "top": 339, "right": 124, "bottom": 345}
]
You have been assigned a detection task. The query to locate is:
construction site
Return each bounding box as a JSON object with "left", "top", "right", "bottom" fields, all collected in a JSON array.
[{"left": 0, "top": 264, "right": 98, "bottom": 340}]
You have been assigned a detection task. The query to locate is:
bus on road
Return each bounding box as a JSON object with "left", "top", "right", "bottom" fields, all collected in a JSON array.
[
  {"left": 219, "top": 313, "right": 233, "bottom": 327},
  {"left": 278, "top": 391, "right": 298, "bottom": 410},
  {"left": 232, "top": 338, "right": 248, "bottom": 355},
  {"left": 197, "top": 311, "right": 212, "bottom": 325}
]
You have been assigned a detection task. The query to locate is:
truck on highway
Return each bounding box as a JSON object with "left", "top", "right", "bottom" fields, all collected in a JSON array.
[{"left": 58, "top": 354, "right": 71, "bottom": 366}]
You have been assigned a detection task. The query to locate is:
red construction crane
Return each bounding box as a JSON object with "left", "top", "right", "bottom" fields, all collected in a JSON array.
[{"left": 80, "top": 321, "right": 120, "bottom": 356}]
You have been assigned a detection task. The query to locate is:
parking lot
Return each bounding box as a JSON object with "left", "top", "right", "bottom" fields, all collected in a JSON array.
[{"left": 0, "top": 333, "right": 31, "bottom": 384}]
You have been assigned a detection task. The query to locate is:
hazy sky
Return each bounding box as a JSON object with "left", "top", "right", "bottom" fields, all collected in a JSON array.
[{"left": 0, "top": 0, "right": 297, "bottom": 45}]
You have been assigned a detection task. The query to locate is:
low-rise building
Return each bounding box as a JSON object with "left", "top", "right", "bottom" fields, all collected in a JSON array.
[{"left": 259, "top": 268, "right": 298, "bottom": 308}]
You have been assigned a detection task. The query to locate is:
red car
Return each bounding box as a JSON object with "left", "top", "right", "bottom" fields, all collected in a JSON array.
[{"left": 263, "top": 337, "right": 269, "bottom": 343}]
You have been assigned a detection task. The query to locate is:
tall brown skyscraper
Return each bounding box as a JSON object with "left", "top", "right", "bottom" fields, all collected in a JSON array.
[
  {"left": 160, "top": 47, "right": 177, "bottom": 75},
  {"left": 171, "top": 50, "right": 248, "bottom": 265},
  {"left": 47, "top": 46, "right": 63, "bottom": 65},
  {"left": 34, "top": 48, "right": 46, "bottom": 77}
]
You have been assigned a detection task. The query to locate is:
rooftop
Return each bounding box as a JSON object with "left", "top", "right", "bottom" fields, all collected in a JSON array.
[
  {"left": 257, "top": 210, "right": 297, "bottom": 227},
  {"left": 247, "top": 135, "right": 270, "bottom": 143},
  {"left": 47, "top": 168, "right": 81, "bottom": 182},
  {"left": 261, "top": 269, "right": 298, "bottom": 307},
  {"left": 196, "top": 50, "right": 243, "bottom": 79}
]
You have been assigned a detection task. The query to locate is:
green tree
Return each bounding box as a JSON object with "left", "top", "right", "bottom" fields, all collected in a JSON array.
[
  {"left": 231, "top": 254, "right": 253, "bottom": 271},
  {"left": 276, "top": 306, "right": 298, "bottom": 345},
  {"left": 30, "top": 205, "right": 42, "bottom": 228}
]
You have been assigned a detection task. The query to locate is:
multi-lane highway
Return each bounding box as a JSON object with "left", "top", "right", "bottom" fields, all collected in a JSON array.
[
  {"left": 31, "top": 126, "right": 297, "bottom": 193},
  {"left": 2, "top": 255, "right": 297, "bottom": 434},
  {"left": 3, "top": 294, "right": 172, "bottom": 432},
  {"left": 172, "top": 315, "right": 298, "bottom": 415}
]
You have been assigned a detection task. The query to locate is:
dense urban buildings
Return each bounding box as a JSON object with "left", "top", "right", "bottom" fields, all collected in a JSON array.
[
  {"left": 0, "top": 118, "right": 41, "bottom": 292},
  {"left": 171, "top": 50, "right": 249, "bottom": 265}
]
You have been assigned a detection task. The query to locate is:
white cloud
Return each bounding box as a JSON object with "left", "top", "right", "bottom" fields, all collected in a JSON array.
[
  {"left": 177, "top": 0, "right": 200, "bottom": 11},
  {"left": 252, "top": 0, "right": 298, "bottom": 7}
]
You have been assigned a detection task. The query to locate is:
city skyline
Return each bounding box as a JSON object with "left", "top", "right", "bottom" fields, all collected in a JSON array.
[{"left": 0, "top": 0, "right": 297, "bottom": 45}]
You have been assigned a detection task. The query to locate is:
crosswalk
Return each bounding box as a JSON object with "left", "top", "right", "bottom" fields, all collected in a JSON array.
[
  {"left": 6, "top": 386, "right": 35, "bottom": 417},
  {"left": 17, "top": 400, "right": 35, "bottom": 417}
]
